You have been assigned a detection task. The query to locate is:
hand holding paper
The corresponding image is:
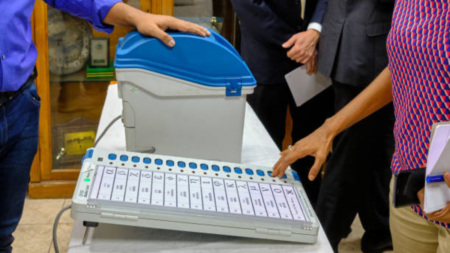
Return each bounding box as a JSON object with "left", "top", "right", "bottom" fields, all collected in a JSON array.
[
  {"left": 418, "top": 172, "right": 450, "bottom": 223},
  {"left": 423, "top": 123, "right": 450, "bottom": 215}
]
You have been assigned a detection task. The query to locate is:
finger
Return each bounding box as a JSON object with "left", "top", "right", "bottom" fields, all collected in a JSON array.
[
  {"left": 184, "top": 24, "right": 208, "bottom": 37},
  {"left": 445, "top": 172, "right": 450, "bottom": 188},
  {"left": 272, "top": 157, "right": 285, "bottom": 177},
  {"left": 150, "top": 27, "right": 175, "bottom": 47},
  {"left": 286, "top": 47, "right": 300, "bottom": 59},
  {"left": 282, "top": 36, "right": 296, "bottom": 48},
  {"left": 296, "top": 54, "right": 311, "bottom": 64},
  {"left": 275, "top": 149, "right": 308, "bottom": 178},
  {"left": 306, "top": 62, "right": 313, "bottom": 75},
  {"left": 417, "top": 188, "right": 425, "bottom": 208},
  {"left": 308, "top": 155, "right": 325, "bottom": 181}
]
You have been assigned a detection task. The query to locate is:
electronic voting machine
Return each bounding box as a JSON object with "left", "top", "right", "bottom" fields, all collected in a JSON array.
[{"left": 71, "top": 148, "right": 320, "bottom": 243}]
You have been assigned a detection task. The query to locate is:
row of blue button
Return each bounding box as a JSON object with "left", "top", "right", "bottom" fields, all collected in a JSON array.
[{"left": 107, "top": 153, "right": 286, "bottom": 178}]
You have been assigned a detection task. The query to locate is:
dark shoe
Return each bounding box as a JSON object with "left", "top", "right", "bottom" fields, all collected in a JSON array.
[{"left": 361, "top": 231, "right": 393, "bottom": 253}]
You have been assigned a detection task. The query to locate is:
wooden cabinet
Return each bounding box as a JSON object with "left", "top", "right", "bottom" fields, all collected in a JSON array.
[{"left": 29, "top": 0, "right": 174, "bottom": 198}]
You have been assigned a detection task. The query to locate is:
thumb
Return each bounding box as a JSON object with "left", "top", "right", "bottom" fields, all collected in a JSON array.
[
  {"left": 445, "top": 172, "right": 450, "bottom": 188},
  {"left": 308, "top": 156, "right": 324, "bottom": 181},
  {"left": 151, "top": 28, "right": 175, "bottom": 47},
  {"left": 282, "top": 36, "right": 296, "bottom": 48}
]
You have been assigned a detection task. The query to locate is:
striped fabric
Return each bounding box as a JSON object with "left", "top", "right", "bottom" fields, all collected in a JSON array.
[{"left": 387, "top": 0, "right": 450, "bottom": 228}]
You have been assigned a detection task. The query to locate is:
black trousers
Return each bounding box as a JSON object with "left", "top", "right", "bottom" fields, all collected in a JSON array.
[
  {"left": 316, "top": 81, "right": 395, "bottom": 252},
  {"left": 247, "top": 82, "right": 335, "bottom": 206}
]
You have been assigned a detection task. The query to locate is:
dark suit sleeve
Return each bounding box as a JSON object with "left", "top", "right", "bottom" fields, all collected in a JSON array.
[
  {"left": 309, "top": 0, "right": 328, "bottom": 24},
  {"left": 229, "top": 0, "right": 297, "bottom": 46}
]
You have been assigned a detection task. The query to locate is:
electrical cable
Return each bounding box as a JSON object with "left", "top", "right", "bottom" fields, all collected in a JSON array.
[
  {"left": 53, "top": 115, "right": 123, "bottom": 252},
  {"left": 93, "top": 115, "right": 123, "bottom": 147},
  {"left": 53, "top": 204, "right": 72, "bottom": 253}
]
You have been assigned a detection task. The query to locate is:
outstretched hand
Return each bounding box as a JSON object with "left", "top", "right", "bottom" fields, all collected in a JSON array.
[
  {"left": 271, "top": 121, "right": 336, "bottom": 180},
  {"left": 104, "top": 3, "right": 210, "bottom": 47},
  {"left": 135, "top": 14, "right": 210, "bottom": 47}
]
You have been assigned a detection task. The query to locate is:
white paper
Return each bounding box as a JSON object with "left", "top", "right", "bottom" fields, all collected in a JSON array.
[
  {"left": 271, "top": 184, "right": 293, "bottom": 220},
  {"left": 90, "top": 166, "right": 104, "bottom": 200},
  {"left": 177, "top": 175, "right": 190, "bottom": 209},
  {"left": 189, "top": 176, "right": 203, "bottom": 210},
  {"left": 248, "top": 182, "right": 267, "bottom": 217},
  {"left": 124, "top": 170, "right": 140, "bottom": 203},
  {"left": 259, "top": 184, "right": 280, "bottom": 218},
  {"left": 138, "top": 171, "right": 152, "bottom": 204},
  {"left": 213, "top": 179, "right": 229, "bottom": 213},
  {"left": 111, "top": 168, "right": 128, "bottom": 202},
  {"left": 164, "top": 174, "right": 177, "bottom": 207},
  {"left": 151, "top": 172, "right": 164, "bottom": 206},
  {"left": 285, "top": 66, "right": 332, "bottom": 107},
  {"left": 236, "top": 181, "right": 255, "bottom": 216},
  {"left": 201, "top": 177, "right": 216, "bottom": 211},
  {"left": 424, "top": 127, "right": 450, "bottom": 213},
  {"left": 283, "top": 185, "right": 306, "bottom": 221},
  {"left": 224, "top": 180, "right": 242, "bottom": 214},
  {"left": 97, "top": 167, "right": 116, "bottom": 200}
]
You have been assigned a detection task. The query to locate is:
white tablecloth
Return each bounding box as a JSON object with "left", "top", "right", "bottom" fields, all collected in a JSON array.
[{"left": 67, "top": 85, "right": 333, "bottom": 253}]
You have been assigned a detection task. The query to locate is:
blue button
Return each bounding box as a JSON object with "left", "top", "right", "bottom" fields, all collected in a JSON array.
[
  {"left": 86, "top": 149, "right": 94, "bottom": 158},
  {"left": 212, "top": 165, "right": 220, "bottom": 171},
  {"left": 131, "top": 156, "right": 140, "bottom": 163},
  {"left": 143, "top": 158, "right": 151, "bottom": 164},
  {"left": 108, "top": 154, "right": 117, "bottom": 160},
  {"left": 256, "top": 170, "right": 264, "bottom": 176},
  {"left": 245, "top": 168, "right": 254, "bottom": 175},
  {"left": 223, "top": 166, "right": 231, "bottom": 173},
  {"left": 120, "top": 155, "right": 128, "bottom": 162},
  {"left": 189, "top": 163, "right": 197, "bottom": 169},
  {"left": 200, "top": 164, "right": 208, "bottom": 170},
  {"left": 292, "top": 171, "right": 300, "bottom": 181},
  {"left": 234, "top": 167, "right": 242, "bottom": 174},
  {"left": 155, "top": 159, "right": 163, "bottom": 165},
  {"left": 178, "top": 161, "right": 186, "bottom": 168},
  {"left": 267, "top": 171, "right": 287, "bottom": 179},
  {"left": 167, "top": 160, "right": 174, "bottom": 167}
]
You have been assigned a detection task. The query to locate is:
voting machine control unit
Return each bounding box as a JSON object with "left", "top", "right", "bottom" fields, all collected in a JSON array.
[
  {"left": 115, "top": 29, "right": 256, "bottom": 163},
  {"left": 71, "top": 148, "right": 320, "bottom": 243}
]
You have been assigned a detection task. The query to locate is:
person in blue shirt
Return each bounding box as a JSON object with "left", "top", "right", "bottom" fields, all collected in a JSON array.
[{"left": 0, "top": 1, "right": 209, "bottom": 252}]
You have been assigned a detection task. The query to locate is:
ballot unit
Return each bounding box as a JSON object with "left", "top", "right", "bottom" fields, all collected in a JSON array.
[{"left": 72, "top": 148, "right": 319, "bottom": 243}]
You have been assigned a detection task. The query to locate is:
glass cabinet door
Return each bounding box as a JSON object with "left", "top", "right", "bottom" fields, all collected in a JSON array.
[
  {"left": 47, "top": 5, "right": 136, "bottom": 170},
  {"left": 30, "top": 0, "right": 174, "bottom": 198}
]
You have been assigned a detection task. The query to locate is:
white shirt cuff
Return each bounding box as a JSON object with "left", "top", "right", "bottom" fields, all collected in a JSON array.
[{"left": 307, "top": 22, "right": 322, "bottom": 33}]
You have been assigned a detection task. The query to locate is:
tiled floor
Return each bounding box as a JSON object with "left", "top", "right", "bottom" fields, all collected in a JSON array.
[{"left": 12, "top": 198, "right": 393, "bottom": 253}]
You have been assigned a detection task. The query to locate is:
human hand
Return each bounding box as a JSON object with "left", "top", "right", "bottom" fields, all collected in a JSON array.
[
  {"left": 417, "top": 172, "right": 450, "bottom": 223},
  {"left": 305, "top": 50, "right": 318, "bottom": 75},
  {"left": 271, "top": 120, "right": 336, "bottom": 180},
  {"left": 135, "top": 14, "right": 210, "bottom": 47},
  {"left": 282, "top": 29, "right": 320, "bottom": 64}
]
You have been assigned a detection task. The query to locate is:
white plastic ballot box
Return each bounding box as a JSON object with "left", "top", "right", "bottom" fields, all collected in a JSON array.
[{"left": 114, "top": 30, "right": 256, "bottom": 162}]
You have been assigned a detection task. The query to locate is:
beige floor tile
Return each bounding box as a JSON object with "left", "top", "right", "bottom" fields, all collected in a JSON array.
[
  {"left": 11, "top": 224, "right": 52, "bottom": 253},
  {"left": 19, "top": 198, "right": 65, "bottom": 225},
  {"left": 48, "top": 223, "right": 74, "bottom": 253},
  {"left": 339, "top": 215, "right": 393, "bottom": 253}
]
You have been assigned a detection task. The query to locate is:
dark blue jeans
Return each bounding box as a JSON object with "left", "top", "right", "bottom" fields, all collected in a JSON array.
[{"left": 0, "top": 83, "right": 40, "bottom": 253}]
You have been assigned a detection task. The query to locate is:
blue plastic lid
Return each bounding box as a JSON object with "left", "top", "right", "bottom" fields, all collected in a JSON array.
[{"left": 115, "top": 29, "right": 256, "bottom": 96}]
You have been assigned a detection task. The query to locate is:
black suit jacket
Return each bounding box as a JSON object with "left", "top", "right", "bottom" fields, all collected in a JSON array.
[
  {"left": 231, "top": 0, "right": 327, "bottom": 84},
  {"left": 318, "top": 0, "right": 395, "bottom": 87}
]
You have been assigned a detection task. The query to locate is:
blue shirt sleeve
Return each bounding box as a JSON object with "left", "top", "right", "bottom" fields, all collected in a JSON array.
[
  {"left": 44, "top": 0, "right": 122, "bottom": 34},
  {"left": 310, "top": 0, "right": 328, "bottom": 25}
]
